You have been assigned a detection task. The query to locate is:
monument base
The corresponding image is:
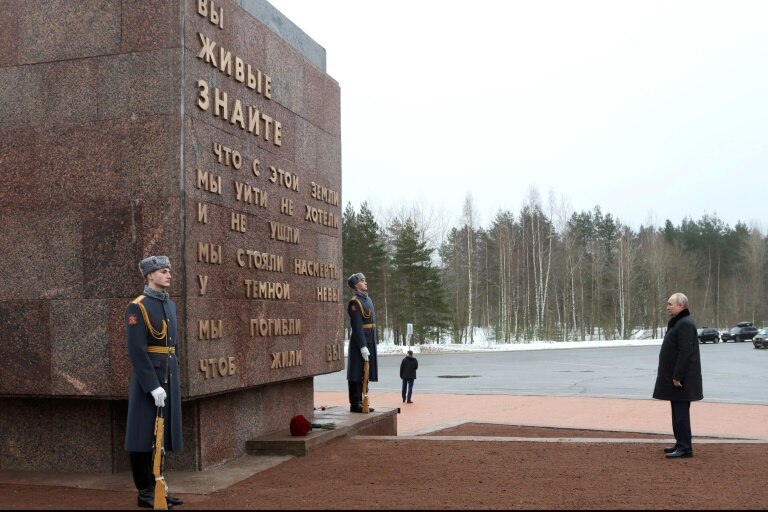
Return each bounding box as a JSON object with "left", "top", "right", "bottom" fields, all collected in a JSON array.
[{"left": 0, "top": 378, "right": 314, "bottom": 473}]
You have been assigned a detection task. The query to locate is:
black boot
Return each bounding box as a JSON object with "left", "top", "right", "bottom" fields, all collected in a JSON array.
[
  {"left": 137, "top": 487, "right": 156, "bottom": 509},
  {"left": 348, "top": 381, "right": 362, "bottom": 411}
]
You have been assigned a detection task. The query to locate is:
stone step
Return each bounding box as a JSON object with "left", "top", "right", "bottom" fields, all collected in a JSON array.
[{"left": 246, "top": 406, "right": 398, "bottom": 456}]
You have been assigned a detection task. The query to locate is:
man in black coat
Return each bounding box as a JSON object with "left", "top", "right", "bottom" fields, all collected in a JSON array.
[
  {"left": 346, "top": 272, "right": 378, "bottom": 413},
  {"left": 400, "top": 350, "right": 418, "bottom": 403},
  {"left": 653, "top": 292, "right": 703, "bottom": 459},
  {"left": 125, "top": 256, "right": 184, "bottom": 507}
]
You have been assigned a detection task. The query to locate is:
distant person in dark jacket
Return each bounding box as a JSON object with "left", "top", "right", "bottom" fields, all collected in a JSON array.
[
  {"left": 653, "top": 292, "right": 703, "bottom": 459},
  {"left": 400, "top": 350, "right": 418, "bottom": 403}
]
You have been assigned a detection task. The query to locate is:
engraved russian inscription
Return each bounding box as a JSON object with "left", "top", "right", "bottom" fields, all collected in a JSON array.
[
  {"left": 197, "top": 169, "right": 221, "bottom": 194},
  {"left": 316, "top": 287, "right": 339, "bottom": 302},
  {"left": 268, "top": 167, "right": 298, "bottom": 190},
  {"left": 271, "top": 350, "right": 303, "bottom": 369},
  {"left": 197, "top": 202, "right": 208, "bottom": 223},
  {"left": 310, "top": 182, "right": 339, "bottom": 206},
  {"left": 249, "top": 318, "right": 302, "bottom": 337},
  {"left": 196, "top": 79, "right": 282, "bottom": 146},
  {"left": 293, "top": 259, "right": 340, "bottom": 279},
  {"left": 213, "top": 143, "right": 242, "bottom": 170},
  {"left": 196, "top": 33, "right": 272, "bottom": 97},
  {"left": 234, "top": 181, "right": 267, "bottom": 208},
  {"left": 197, "top": 242, "right": 222, "bottom": 264},
  {"left": 199, "top": 357, "right": 236, "bottom": 379},
  {"left": 244, "top": 280, "right": 290, "bottom": 300},
  {"left": 199, "top": 319, "right": 223, "bottom": 339},
  {"left": 326, "top": 343, "right": 341, "bottom": 362},
  {"left": 197, "top": 0, "right": 224, "bottom": 29},
  {"left": 236, "top": 249, "right": 284, "bottom": 272},
  {"left": 269, "top": 221, "right": 299, "bottom": 244},
  {"left": 280, "top": 197, "right": 294, "bottom": 216},
  {"left": 305, "top": 205, "right": 339, "bottom": 228},
  {"left": 187, "top": 0, "right": 342, "bottom": 393}
]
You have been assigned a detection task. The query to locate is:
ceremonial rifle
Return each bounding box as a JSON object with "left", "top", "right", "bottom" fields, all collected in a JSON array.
[
  {"left": 153, "top": 301, "right": 171, "bottom": 510},
  {"left": 362, "top": 360, "right": 370, "bottom": 413},
  {"left": 152, "top": 406, "right": 168, "bottom": 510}
]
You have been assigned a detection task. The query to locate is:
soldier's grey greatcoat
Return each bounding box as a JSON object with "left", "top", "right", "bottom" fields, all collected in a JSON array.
[
  {"left": 124, "top": 290, "right": 183, "bottom": 453},
  {"left": 653, "top": 308, "right": 703, "bottom": 402},
  {"left": 346, "top": 291, "right": 378, "bottom": 383}
]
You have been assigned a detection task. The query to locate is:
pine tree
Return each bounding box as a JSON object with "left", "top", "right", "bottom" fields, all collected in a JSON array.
[{"left": 391, "top": 218, "right": 449, "bottom": 344}]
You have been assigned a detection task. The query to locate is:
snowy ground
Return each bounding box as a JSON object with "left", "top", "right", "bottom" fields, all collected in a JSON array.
[
  {"left": 348, "top": 328, "right": 664, "bottom": 356},
  {"left": 373, "top": 338, "right": 664, "bottom": 356}
]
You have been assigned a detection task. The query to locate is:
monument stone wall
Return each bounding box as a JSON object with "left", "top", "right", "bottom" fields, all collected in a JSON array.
[{"left": 0, "top": 0, "right": 343, "bottom": 472}]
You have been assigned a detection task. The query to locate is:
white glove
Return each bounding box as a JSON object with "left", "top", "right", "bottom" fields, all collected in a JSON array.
[
  {"left": 361, "top": 346, "right": 370, "bottom": 361},
  {"left": 150, "top": 387, "right": 167, "bottom": 407}
]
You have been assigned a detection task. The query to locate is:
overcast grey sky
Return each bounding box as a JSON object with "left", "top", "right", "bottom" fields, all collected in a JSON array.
[{"left": 268, "top": 0, "right": 767, "bottom": 231}]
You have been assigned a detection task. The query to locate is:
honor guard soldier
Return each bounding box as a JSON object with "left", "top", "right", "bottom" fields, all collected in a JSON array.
[
  {"left": 346, "top": 272, "right": 378, "bottom": 413},
  {"left": 125, "top": 256, "right": 184, "bottom": 508}
]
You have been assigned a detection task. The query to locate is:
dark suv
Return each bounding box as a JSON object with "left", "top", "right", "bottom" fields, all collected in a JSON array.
[
  {"left": 721, "top": 322, "right": 758, "bottom": 342},
  {"left": 697, "top": 327, "right": 720, "bottom": 344}
]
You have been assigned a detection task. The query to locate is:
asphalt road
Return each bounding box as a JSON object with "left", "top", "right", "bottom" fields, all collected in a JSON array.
[{"left": 314, "top": 341, "right": 768, "bottom": 405}]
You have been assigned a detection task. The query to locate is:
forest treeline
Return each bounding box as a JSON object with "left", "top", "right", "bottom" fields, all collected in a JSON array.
[{"left": 342, "top": 195, "right": 767, "bottom": 345}]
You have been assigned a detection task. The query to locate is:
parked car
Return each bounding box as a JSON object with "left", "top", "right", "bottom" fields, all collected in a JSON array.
[
  {"left": 753, "top": 328, "right": 768, "bottom": 349},
  {"left": 721, "top": 322, "right": 759, "bottom": 342},
  {"left": 697, "top": 327, "right": 720, "bottom": 344}
]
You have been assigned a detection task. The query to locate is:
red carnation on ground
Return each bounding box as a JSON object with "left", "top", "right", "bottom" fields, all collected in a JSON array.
[{"left": 290, "top": 415, "right": 311, "bottom": 436}]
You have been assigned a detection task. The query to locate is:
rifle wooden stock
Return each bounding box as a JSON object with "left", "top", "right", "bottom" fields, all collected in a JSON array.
[
  {"left": 362, "top": 361, "right": 370, "bottom": 413},
  {"left": 152, "top": 414, "right": 168, "bottom": 510}
]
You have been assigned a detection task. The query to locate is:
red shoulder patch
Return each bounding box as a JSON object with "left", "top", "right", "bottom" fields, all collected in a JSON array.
[
  {"left": 128, "top": 314, "right": 138, "bottom": 326},
  {"left": 351, "top": 304, "right": 357, "bottom": 311}
]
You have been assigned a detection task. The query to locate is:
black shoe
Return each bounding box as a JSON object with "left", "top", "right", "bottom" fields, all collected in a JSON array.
[
  {"left": 665, "top": 449, "right": 693, "bottom": 459},
  {"left": 137, "top": 494, "right": 154, "bottom": 509},
  {"left": 663, "top": 446, "right": 677, "bottom": 454},
  {"left": 166, "top": 495, "right": 184, "bottom": 506},
  {"left": 407, "top": 400, "right": 413, "bottom": 403},
  {"left": 350, "top": 406, "right": 375, "bottom": 413}
]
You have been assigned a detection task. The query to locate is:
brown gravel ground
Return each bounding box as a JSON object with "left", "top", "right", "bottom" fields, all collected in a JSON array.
[{"left": 1, "top": 423, "right": 765, "bottom": 510}]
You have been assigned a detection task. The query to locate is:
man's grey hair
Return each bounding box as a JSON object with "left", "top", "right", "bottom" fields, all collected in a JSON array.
[{"left": 670, "top": 292, "right": 689, "bottom": 308}]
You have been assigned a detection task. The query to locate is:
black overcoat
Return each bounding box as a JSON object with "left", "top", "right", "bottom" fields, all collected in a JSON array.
[
  {"left": 400, "top": 355, "right": 418, "bottom": 380},
  {"left": 652, "top": 308, "right": 703, "bottom": 402},
  {"left": 346, "top": 291, "right": 378, "bottom": 382},
  {"left": 124, "top": 293, "right": 183, "bottom": 453}
]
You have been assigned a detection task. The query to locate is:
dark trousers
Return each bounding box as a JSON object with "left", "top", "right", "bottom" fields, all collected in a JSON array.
[
  {"left": 129, "top": 451, "right": 153, "bottom": 492},
  {"left": 402, "top": 379, "right": 414, "bottom": 402},
  {"left": 348, "top": 381, "right": 362, "bottom": 408},
  {"left": 670, "top": 401, "right": 692, "bottom": 452}
]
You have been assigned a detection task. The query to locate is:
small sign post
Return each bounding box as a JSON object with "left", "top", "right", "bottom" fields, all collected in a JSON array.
[{"left": 406, "top": 323, "right": 413, "bottom": 350}]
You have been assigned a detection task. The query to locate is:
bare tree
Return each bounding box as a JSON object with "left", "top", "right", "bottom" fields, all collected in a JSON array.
[
  {"left": 462, "top": 195, "right": 478, "bottom": 343},
  {"left": 743, "top": 224, "right": 766, "bottom": 322}
]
